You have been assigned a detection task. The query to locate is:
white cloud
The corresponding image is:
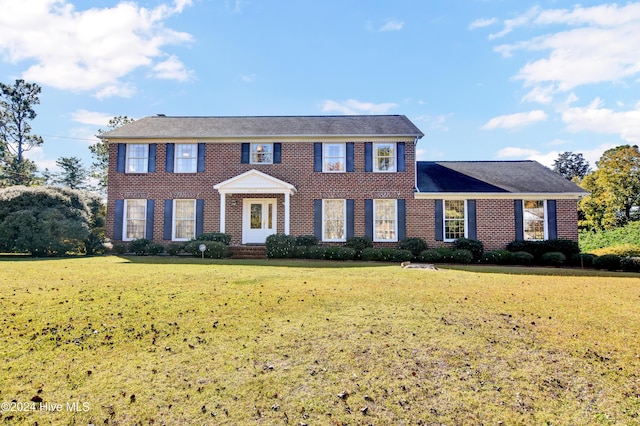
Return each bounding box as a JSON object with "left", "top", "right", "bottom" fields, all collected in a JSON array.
[
  {"left": 481, "top": 110, "right": 548, "bottom": 130},
  {"left": 496, "top": 147, "right": 542, "bottom": 158},
  {"left": 0, "top": 0, "right": 194, "bottom": 96},
  {"left": 321, "top": 99, "right": 398, "bottom": 115},
  {"left": 151, "top": 55, "right": 194, "bottom": 82},
  {"left": 489, "top": 6, "right": 541, "bottom": 40},
  {"left": 241, "top": 74, "right": 256, "bottom": 83},
  {"left": 379, "top": 19, "right": 404, "bottom": 32},
  {"left": 70, "top": 109, "right": 113, "bottom": 126},
  {"left": 469, "top": 17, "right": 498, "bottom": 30},
  {"left": 496, "top": 143, "right": 617, "bottom": 168},
  {"left": 562, "top": 99, "right": 640, "bottom": 144}
]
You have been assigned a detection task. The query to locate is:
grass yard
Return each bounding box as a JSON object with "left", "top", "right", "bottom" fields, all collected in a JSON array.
[{"left": 1, "top": 257, "right": 639, "bottom": 425}]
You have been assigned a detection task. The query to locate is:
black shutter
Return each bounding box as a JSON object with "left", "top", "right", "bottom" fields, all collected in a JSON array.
[
  {"left": 241, "top": 143, "right": 250, "bottom": 164},
  {"left": 165, "top": 143, "right": 175, "bottom": 172},
  {"left": 467, "top": 200, "right": 477, "bottom": 240},
  {"left": 346, "top": 199, "right": 355, "bottom": 239},
  {"left": 148, "top": 144, "right": 156, "bottom": 172},
  {"left": 114, "top": 199, "right": 124, "bottom": 240},
  {"left": 116, "top": 144, "right": 126, "bottom": 173},
  {"left": 547, "top": 200, "right": 557, "bottom": 240},
  {"left": 146, "top": 200, "right": 155, "bottom": 240},
  {"left": 364, "top": 142, "right": 373, "bottom": 172},
  {"left": 163, "top": 200, "right": 173, "bottom": 240},
  {"left": 434, "top": 200, "right": 444, "bottom": 241},
  {"left": 397, "top": 199, "right": 406, "bottom": 241},
  {"left": 364, "top": 199, "right": 373, "bottom": 239},
  {"left": 274, "top": 143, "right": 282, "bottom": 164},
  {"left": 314, "top": 200, "right": 322, "bottom": 239},
  {"left": 314, "top": 143, "right": 322, "bottom": 172},
  {"left": 196, "top": 199, "right": 205, "bottom": 238},
  {"left": 346, "top": 143, "right": 354, "bottom": 172},
  {"left": 514, "top": 200, "right": 524, "bottom": 241},
  {"left": 197, "top": 143, "right": 206, "bottom": 172},
  {"left": 397, "top": 142, "right": 406, "bottom": 172}
]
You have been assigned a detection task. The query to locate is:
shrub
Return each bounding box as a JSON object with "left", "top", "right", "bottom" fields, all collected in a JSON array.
[
  {"left": 293, "top": 246, "right": 309, "bottom": 259},
  {"left": 451, "top": 249, "right": 474, "bottom": 264},
  {"left": 579, "top": 222, "right": 640, "bottom": 253},
  {"left": 166, "top": 243, "right": 184, "bottom": 256},
  {"left": 324, "top": 246, "right": 356, "bottom": 261},
  {"left": 398, "top": 237, "right": 428, "bottom": 258},
  {"left": 571, "top": 253, "right": 596, "bottom": 268},
  {"left": 376, "top": 248, "right": 413, "bottom": 262},
  {"left": 592, "top": 254, "right": 622, "bottom": 271},
  {"left": 184, "top": 240, "right": 228, "bottom": 259},
  {"left": 148, "top": 243, "right": 165, "bottom": 255},
  {"left": 510, "top": 251, "right": 534, "bottom": 265},
  {"left": 419, "top": 248, "right": 454, "bottom": 263},
  {"left": 128, "top": 238, "right": 153, "bottom": 255},
  {"left": 361, "top": 248, "right": 381, "bottom": 261},
  {"left": 196, "top": 232, "right": 231, "bottom": 245},
  {"left": 620, "top": 257, "right": 640, "bottom": 273},
  {"left": 114, "top": 244, "right": 127, "bottom": 255},
  {"left": 481, "top": 250, "right": 512, "bottom": 264},
  {"left": 307, "top": 246, "right": 327, "bottom": 260},
  {"left": 544, "top": 239, "right": 580, "bottom": 259},
  {"left": 588, "top": 244, "right": 640, "bottom": 257},
  {"left": 453, "top": 238, "right": 484, "bottom": 262},
  {"left": 295, "top": 235, "right": 319, "bottom": 247},
  {"left": 345, "top": 236, "right": 373, "bottom": 259},
  {"left": 540, "top": 251, "right": 566, "bottom": 266},
  {"left": 265, "top": 234, "right": 296, "bottom": 258}
]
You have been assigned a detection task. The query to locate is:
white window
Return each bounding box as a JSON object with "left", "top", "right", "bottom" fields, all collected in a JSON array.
[
  {"left": 323, "top": 199, "right": 346, "bottom": 241},
  {"left": 175, "top": 144, "right": 197, "bottom": 173},
  {"left": 373, "top": 143, "right": 396, "bottom": 172},
  {"left": 374, "top": 199, "right": 397, "bottom": 241},
  {"left": 173, "top": 199, "right": 196, "bottom": 241},
  {"left": 444, "top": 200, "right": 466, "bottom": 241},
  {"left": 323, "top": 143, "right": 345, "bottom": 172},
  {"left": 251, "top": 143, "right": 273, "bottom": 164},
  {"left": 124, "top": 199, "right": 146, "bottom": 241},
  {"left": 126, "top": 144, "right": 149, "bottom": 173},
  {"left": 524, "top": 200, "right": 546, "bottom": 241}
]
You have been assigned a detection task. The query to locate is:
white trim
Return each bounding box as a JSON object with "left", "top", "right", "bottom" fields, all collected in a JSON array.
[
  {"left": 322, "top": 199, "right": 347, "bottom": 242},
  {"left": 523, "top": 199, "right": 548, "bottom": 241},
  {"left": 123, "top": 199, "right": 146, "bottom": 241},
  {"left": 415, "top": 192, "right": 585, "bottom": 200},
  {"left": 105, "top": 136, "right": 418, "bottom": 144},
  {"left": 214, "top": 169, "right": 296, "bottom": 195},
  {"left": 443, "top": 199, "right": 468, "bottom": 242},
  {"left": 249, "top": 143, "right": 273, "bottom": 165},
  {"left": 373, "top": 142, "right": 396, "bottom": 173},
  {"left": 174, "top": 143, "right": 197, "bottom": 173},
  {"left": 373, "top": 199, "right": 398, "bottom": 242},
  {"left": 125, "top": 144, "right": 149, "bottom": 174},
  {"left": 322, "top": 143, "right": 346, "bottom": 173},
  {"left": 242, "top": 198, "right": 277, "bottom": 244},
  {"left": 172, "top": 199, "right": 196, "bottom": 241}
]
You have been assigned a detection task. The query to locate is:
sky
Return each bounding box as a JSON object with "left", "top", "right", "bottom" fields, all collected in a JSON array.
[{"left": 1, "top": 0, "right": 640, "bottom": 175}]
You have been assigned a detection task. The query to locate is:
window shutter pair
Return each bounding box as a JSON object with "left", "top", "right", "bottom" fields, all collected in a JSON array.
[
  {"left": 364, "top": 142, "right": 405, "bottom": 172},
  {"left": 434, "top": 200, "right": 477, "bottom": 241},
  {"left": 364, "top": 199, "right": 406, "bottom": 241},
  {"left": 116, "top": 143, "right": 157, "bottom": 173},
  {"left": 165, "top": 143, "right": 206, "bottom": 172},
  {"left": 313, "top": 200, "right": 355, "bottom": 240},
  {"left": 113, "top": 199, "right": 155, "bottom": 240},
  {"left": 513, "top": 200, "right": 557, "bottom": 241},
  {"left": 313, "top": 143, "right": 355, "bottom": 172},
  {"left": 241, "top": 143, "right": 282, "bottom": 164},
  {"left": 163, "top": 200, "right": 205, "bottom": 240}
]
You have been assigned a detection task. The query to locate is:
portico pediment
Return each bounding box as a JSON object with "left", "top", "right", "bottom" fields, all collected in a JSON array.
[{"left": 213, "top": 169, "right": 296, "bottom": 195}]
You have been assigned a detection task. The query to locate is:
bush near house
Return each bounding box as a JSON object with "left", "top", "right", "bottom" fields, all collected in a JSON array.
[
  {"left": 481, "top": 250, "right": 513, "bottom": 264},
  {"left": 398, "top": 237, "right": 428, "bottom": 258},
  {"left": 184, "top": 240, "right": 228, "bottom": 259},
  {"left": 196, "top": 232, "right": 232, "bottom": 245},
  {"left": 510, "top": 251, "right": 535, "bottom": 265},
  {"left": 620, "top": 257, "right": 640, "bottom": 272},
  {"left": 593, "top": 254, "right": 622, "bottom": 271},
  {"left": 506, "top": 239, "right": 580, "bottom": 261},
  {"left": 265, "top": 234, "right": 297, "bottom": 258},
  {"left": 540, "top": 251, "right": 567, "bottom": 266},
  {"left": 453, "top": 238, "right": 484, "bottom": 262}
]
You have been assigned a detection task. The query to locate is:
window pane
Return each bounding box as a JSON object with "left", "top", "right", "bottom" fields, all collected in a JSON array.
[
  {"left": 323, "top": 199, "right": 345, "bottom": 240},
  {"left": 126, "top": 144, "right": 148, "bottom": 173},
  {"left": 251, "top": 144, "right": 273, "bottom": 164},
  {"left": 125, "top": 200, "right": 146, "bottom": 240},
  {"left": 444, "top": 200, "right": 466, "bottom": 240},
  {"left": 174, "top": 200, "right": 195, "bottom": 240},
  {"left": 323, "top": 144, "right": 345, "bottom": 172},
  {"left": 175, "top": 144, "right": 197, "bottom": 173},
  {"left": 374, "top": 199, "right": 396, "bottom": 241},
  {"left": 373, "top": 143, "right": 395, "bottom": 172},
  {"left": 524, "top": 200, "right": 545, "bottom": 240}
]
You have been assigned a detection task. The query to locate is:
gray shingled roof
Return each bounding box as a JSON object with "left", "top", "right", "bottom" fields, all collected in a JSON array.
[
  {"left": 417, "top": 161, "right": 588, "bottom": 194},
  {"left": 99, "top": 115, "right": 425, "bottom": 139}
]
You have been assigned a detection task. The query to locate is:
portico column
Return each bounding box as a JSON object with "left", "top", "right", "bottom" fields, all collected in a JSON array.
[
  {"left": 219, "top": 192, "right": 226, "bottom": 233},
  {"left": 284, "top": 192, "right": 290, "bottom": 235}
]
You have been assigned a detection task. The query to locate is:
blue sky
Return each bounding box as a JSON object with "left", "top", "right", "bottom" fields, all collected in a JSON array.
[{"left": 1, "top": 0, "right": 639, "bottom": 175}]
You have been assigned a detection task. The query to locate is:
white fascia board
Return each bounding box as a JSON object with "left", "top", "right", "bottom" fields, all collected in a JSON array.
[{"left": 414, "top": 192, "right": 587, "bottom": 200}]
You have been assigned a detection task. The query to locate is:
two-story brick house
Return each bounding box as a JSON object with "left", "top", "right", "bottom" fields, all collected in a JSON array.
[{"left": 101, "top": 115, "right": 587, "bottom": 250}]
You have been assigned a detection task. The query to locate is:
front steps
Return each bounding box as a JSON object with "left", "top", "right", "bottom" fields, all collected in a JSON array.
[{"left": 228, "top": 245, "right": 267, "bottom": 259}]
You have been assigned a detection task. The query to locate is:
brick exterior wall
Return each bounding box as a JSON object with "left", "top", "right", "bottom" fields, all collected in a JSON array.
[{"left": 106, "top": 141, "right": 581, "bottom": 249}]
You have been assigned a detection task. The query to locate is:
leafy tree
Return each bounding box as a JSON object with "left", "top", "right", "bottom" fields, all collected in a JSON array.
[
  {"left": 90, "top": 116, "right": 134, "bottom": 191},
  {"left": 53, "top": 156, "right": 90, "bottom": 189},
  {"left": 552, "top": 151, "right": 591, "bottom": 181},
  {"left": 0, "top": 186, "right": 104, "bottom": 256},
  {"left": 579, "top": 145, "right": 640, "bottom": 230},
  {"left": 0, "top": 79, "right": 43, "bottom": 186}
]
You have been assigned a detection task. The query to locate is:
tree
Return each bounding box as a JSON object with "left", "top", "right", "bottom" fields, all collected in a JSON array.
[
  {"left": 0, "top": 186, "right": 105, "bottom": 256},
  {"left": 553, "top": 151, "right": 590, "bottom": 181},
  {"left": 90, "top": 116, "right": 134, "bottom": 191},
  {"left": 579, "top": 145, "right": 640, "bottom": 230},
  {"left": 53, "top": 156, "right": 90, "bottom": 189},
  {"left": 0, "top": 79, "right": 43, "bottom": 186}
]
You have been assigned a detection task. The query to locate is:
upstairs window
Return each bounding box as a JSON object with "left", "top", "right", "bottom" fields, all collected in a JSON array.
[
  {"left": 524, "top": 200, "right": 545, "bottom": 240},
  {"left": 444, "top": 200, "right": 466, "bottom": 241},
  {"left": 124, "top": 199, "right": 146, "bottom": 240},
  {"left": 126, "top": 144, "right": 149, "bottom": 173},
  {"left": 373, "top": 143, "right": 396, "bottom": 172},
  {"left": 175, "top": 144, "right": 197, "bottom": 173},
  {"left": 323, "top": 144, "right": 345, "bottom": 172},
  {"left": 251, "top": 143, "right": 273, "bottom": 164}
]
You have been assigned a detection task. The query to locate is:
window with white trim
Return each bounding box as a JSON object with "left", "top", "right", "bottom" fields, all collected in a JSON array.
[
  {"left": 250, "top": 143, "right": 273, "bottom": 164},
  {"left": 175, "top": 144, "right": 197, "bottom": 173},
  {"left": 323, "top": 199, "right": 346, "bottom": 241},
  {"left": 323, "top": 143, "right": 345, "bottom": 172},
  {"left": 374, "top": 199, "right": 397, "bottom": 241},
  {"left": 126, "top": 144, "right": 149, "bottom": 173},
  {"left": 173, "top": 199, "right": 196, "bottom": 241},
  {"left": 124, "top": 199, "right": 146, "bottom": 241},
  {"left": 524, "top": 200, "right": 546, "bottom": 241},
  {"left": 373, "top": 143, "right": 396, "bottom": 172},
  {"left": 444, "top": 200, "right": 466, "bottom": 241}
]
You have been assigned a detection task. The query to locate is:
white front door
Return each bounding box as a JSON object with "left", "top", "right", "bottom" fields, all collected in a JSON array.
[{"left": 242, "top": 199, "right": 277, "bottom": 244}]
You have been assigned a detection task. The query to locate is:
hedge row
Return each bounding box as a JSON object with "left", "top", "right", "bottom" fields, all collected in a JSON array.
[{"left": 114, "top": 232, "right": 232, "bottom": 259}]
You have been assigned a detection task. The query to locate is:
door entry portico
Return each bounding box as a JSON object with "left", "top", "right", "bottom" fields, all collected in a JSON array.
[{"left": 243, "top": 199, "right": 277, "bottom": 244}]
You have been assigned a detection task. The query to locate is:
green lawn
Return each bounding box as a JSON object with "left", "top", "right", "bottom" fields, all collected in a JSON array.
[{"left": 1, "top": 256, "right": 639, "bottom": 425}]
